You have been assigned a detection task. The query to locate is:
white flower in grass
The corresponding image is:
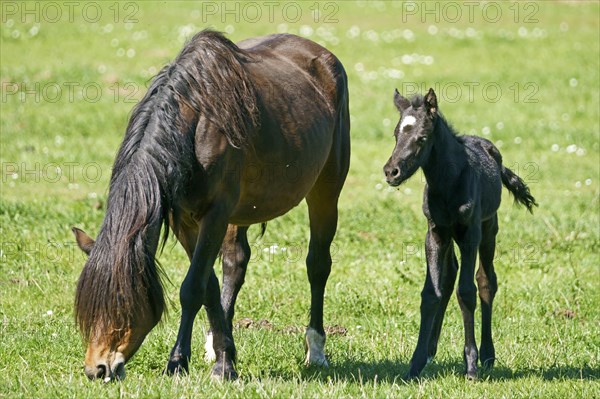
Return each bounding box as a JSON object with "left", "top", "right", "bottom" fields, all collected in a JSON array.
[
  {"left": 346, "top": 26, "right": 360, "bottom": 39},
  {"left": 566, "top": 144, "right": 578, "bottom": 154}
]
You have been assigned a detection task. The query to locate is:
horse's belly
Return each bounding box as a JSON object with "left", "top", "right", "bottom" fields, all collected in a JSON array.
[{"left": 228, "top": 158, "right": 323, "bottom": 225}]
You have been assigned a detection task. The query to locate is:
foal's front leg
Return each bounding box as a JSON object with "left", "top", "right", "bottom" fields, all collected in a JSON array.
[
  {"left": 407, "top": 225, "right": 454, "bottom": 379},
  {"left": 456, "top": 225, "right": 482, "bottom": 380},
  {"left": 477, "top": 215, "right": 499, "bottom": 369},
  {"left": 166, "top": 204, "right": 236, "bottom": 379}
]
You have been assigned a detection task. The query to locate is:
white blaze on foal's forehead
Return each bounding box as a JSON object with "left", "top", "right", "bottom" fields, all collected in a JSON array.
[{"left": 400, "top": 115, "right": 417, "bottom": 131}]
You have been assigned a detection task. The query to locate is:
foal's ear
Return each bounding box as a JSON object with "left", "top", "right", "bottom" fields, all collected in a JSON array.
[
  {"left": 424, "top": 88, "right": 438, "bottom": 115},
  {"left": 72, "top": 227, "right": 95, "bottom": 256},
  {"left": 394, "top": 89, "right": 410, "bottom": 112}
]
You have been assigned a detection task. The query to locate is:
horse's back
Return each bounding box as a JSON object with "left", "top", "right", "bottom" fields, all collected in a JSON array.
[
  {"left": 239, "top": 34, "right": 347, "bottom": 109},
  {"left": 227, "top": 34, "right": 349, "bottom": 225}
]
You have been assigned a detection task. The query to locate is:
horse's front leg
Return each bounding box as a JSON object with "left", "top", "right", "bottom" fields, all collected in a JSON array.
[
  {"left": 205, "top": 225, "right": 250, "bottom": 363},
  {"left": 456, "top": 224, "right": 482, "bottom": 380},
  {"left": 165, "top": 203, "right": 236, "bottom": 379},
  {"left": 407, "top": 224, "right": 454, "bottom": 379}
]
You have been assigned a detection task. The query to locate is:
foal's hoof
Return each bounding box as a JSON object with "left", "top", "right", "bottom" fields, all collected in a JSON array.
[
  {"left": 403, "top": 370, "right": 421, "bottom": 381},
  {"left": 210, "top": 359, "right": 238, "bottom": 381},
  {"left": 466, "top": 368, "right": 478, "bottom": 381},
  {"left": 164, "top": 357, "right": 189, "bottom": 376},
  {"left": 481, "top": 356, "right": 496, "bottom": 369}
]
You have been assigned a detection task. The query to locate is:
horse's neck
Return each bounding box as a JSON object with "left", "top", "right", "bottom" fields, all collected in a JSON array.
[
  {"left": 104, "top": 164, "right": 165, "bottom": 257},
  {"left": 422, "top": 120, "right": 465, "bottom": 192}
]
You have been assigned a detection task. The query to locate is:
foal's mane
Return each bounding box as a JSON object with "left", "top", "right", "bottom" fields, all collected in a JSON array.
[
  {"left": 408, "top": 93, "right": 460, "bottom": 139},
  {"left": 75, "top": 30, "right": 259, "bottom": 340}
]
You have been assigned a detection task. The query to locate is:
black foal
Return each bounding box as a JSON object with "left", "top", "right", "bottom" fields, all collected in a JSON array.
[{"left": 383, "top": 88, "right": 537, "bottom": 379}]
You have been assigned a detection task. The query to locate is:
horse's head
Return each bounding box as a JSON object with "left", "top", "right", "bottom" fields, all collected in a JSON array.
[
  {"left": 384, "top": 88, "right": 438, "bottom": 186},
  {"left": 72, "top": 227, "right": 161, "bottom": 382}
]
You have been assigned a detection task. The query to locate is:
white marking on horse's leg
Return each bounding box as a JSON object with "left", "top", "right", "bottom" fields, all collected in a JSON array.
[
  {"left": 400, "top": 115, "right": 416, "bottom": 131},
  {"left": 204, "top": 331, "right": 216, "bottom": 362},
  {"left": 304, "top": 327, "right": 328, "bottom": 367}
]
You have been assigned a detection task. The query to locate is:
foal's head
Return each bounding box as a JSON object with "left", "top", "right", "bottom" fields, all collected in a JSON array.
[{"left": 384, "top": 88, "right": 439, "bottom": 187}]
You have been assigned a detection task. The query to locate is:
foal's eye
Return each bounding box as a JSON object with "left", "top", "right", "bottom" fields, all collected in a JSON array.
[{"left": 417, "top": 136, "right": 427, "bottom": 145}]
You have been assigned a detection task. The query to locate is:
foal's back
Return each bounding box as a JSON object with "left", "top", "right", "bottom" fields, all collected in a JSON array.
[
  {"left": 461, "top": 135, "right": 504, "bottom": 220},
  {"left": 461, "top": 136, "right": 502, "bottom": 220}
]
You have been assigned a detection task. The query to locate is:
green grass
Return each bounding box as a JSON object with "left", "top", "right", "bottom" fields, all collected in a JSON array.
[{"left": 1, "top": 1, "right": 598, "bottom": 398}]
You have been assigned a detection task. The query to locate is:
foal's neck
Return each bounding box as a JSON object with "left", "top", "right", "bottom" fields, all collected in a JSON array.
[{"left": 421, "top": 117, "right": 466, "bottom": 192}]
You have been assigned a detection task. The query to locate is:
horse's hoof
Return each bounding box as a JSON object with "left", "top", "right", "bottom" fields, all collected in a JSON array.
[
  {"left": 210, "top": 360, "right": 238, "bottom": 381},
  {"left": 164, "top": 357, "right": 189, "bottom": 376},
  {"left": 403, "top": 371, "right": 420, "bottom": 381},
  {"left": 204, "top": 332, "right": 216, "bottom": 363},
  {"left": 304, "top": 327, "right": 329, "bottom": 367}
]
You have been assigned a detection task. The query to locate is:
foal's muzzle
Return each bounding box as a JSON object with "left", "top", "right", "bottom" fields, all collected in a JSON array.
[{"left": 384, "top": 163, "right": 402, "bottom": 186}]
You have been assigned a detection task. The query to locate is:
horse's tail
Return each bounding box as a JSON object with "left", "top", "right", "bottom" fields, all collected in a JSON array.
[{"left": 501, "top": 166, "right": 538, "bottom": 213}]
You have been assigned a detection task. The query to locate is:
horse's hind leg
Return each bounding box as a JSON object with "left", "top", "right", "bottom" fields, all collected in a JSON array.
[
  {"left": 205, "top": 225, "right": 251, "bottom": 362},
  {"left": 477, "top": 214, "right": 498, "bottom": 369},
  {"left": 304, "top": 191, "right": 339, "bottom": 367},
  {"left": 303, "top": 102, "right": 350, "bottom": 367}
]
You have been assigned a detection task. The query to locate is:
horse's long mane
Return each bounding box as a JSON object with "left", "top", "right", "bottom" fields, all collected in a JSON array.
[{"left": 75, "top": 30, "right": 259, "bottom": 341}]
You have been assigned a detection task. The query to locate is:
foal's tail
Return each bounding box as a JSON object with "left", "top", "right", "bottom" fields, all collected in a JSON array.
[{"left": 501, "top": 166, "right": 538, "bottom": 213}]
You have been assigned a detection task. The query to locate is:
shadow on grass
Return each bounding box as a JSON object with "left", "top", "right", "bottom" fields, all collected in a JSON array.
[{"left": 261, "top": 358, "right": 599, "bottom": 384}]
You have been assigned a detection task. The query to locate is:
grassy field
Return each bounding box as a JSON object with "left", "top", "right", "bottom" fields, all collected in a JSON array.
[{"left": 1, "top": 1, "right": 598, "bottom": 398}]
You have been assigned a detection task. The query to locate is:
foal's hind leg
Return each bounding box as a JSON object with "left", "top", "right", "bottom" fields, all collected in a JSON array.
[
  {"left": 205, "top": 225, "right": 251, "bottom": 362},
  {"left": 477, "top": 215, "right": 498, "bottom": 369},
  {"left": 456, "top": 225, "right": 482, "bottom": 380}
]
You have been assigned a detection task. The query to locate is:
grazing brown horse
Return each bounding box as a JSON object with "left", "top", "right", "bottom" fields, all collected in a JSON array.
[{"left": 73, "top": 30, "right": 350, "bottom": 381}]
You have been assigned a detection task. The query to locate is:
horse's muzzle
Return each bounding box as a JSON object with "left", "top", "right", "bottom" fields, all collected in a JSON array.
[{"left": 84, "top": 357, "right": 126, "bottom": 382}]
